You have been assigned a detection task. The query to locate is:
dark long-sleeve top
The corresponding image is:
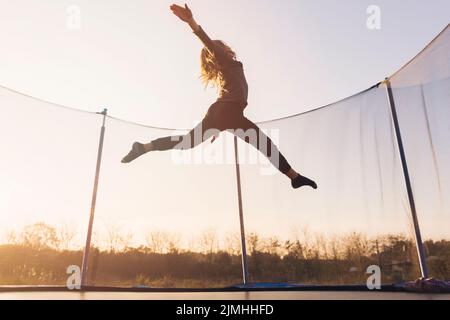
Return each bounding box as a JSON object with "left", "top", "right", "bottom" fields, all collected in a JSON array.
[{"left": 194, "top": 26, "right": 249, "bottom": 106}]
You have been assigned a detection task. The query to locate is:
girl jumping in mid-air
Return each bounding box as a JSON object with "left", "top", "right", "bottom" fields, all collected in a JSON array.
[{"left": 122, "top": 4, "right": 317, "bottom": 190}]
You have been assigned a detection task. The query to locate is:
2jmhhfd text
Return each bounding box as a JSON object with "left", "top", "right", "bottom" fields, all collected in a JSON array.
[{"left": 176, "top": 304, "right": 274, "bottom": 318}]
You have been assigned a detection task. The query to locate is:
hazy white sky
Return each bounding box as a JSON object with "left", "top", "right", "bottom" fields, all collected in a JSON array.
[
  {"left": 0, "top": 0, "right": 448, "bottom": 128},
  {"left": 0, "top": 1, "right": 448, "bottom": 248}
]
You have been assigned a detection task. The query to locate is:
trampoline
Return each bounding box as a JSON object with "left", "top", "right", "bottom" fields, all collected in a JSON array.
[
  {"left": 1, "top": 286, "right": 450, "bottom": 300},
  {"left": 0, "top": 24, "right": 449, "bottom": 299}
]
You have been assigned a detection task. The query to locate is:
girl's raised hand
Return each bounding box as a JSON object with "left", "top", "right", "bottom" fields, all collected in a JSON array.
[{"left": 170, "top": 3, "right": 193, "bottom": 23}]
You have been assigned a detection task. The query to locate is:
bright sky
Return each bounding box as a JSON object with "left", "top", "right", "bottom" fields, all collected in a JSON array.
[
  {"left": 0, "top": 0, "right": 448, "bottom": 128},
  {"left": 0, "top": 1, "right": 449, "bottom": 249}
]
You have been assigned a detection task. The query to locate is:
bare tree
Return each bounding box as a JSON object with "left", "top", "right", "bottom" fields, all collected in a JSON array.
[
  {"left": 313, "top": 234, "right": 328, "bottom": 259},
  {"left": 146, "top": 231, "right": 167, "bottom": 253},
  {"left": 284, "top": 239, "right": 305, "bottom": 259},
  {"left": 343, "top": 232, "right": 371, "bottom": 268},
  {"left": 167, "top": 233, "right": 182, "bottom": 254},
  {"left": 57, "top": 223, "right": 77, "bottom": 250},
  {"left": 146, "top": 231, "right": 181, "bottom": 254},
  {"left": 247, "top": 232, "right": 260, "bottom": 255},
  {"left": 105, "top": 223, "right": 132, "bottom": 253},
  {"left": 224, "top": 232, "right": 241, "bottom": 255},
  {"left": 329, "top": 234, "right": 342, "bottom": 260},
  {"left": 199, "top": 229, "right": 218, "bottom": 254},
  {"left": 262, "top": 236, "right": 282, "bottom": 256},
  {"left": 5, "top": 230, "right": 18, "bottom": 245},
  {"left": 290, "top": 226, "right": 315, "bottom": 260},
  {"left": 18, "top": 222, "right": 60, "bottom": 250}
]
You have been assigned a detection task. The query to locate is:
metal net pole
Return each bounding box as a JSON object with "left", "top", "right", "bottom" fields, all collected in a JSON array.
[
  {"left": 81, "top": 108, "right": 108, "bottom": 287},
  {"left": 385, "top": 80, "right": 429, "bottom": 278},
  {"left": 233, "top": 136, "right": 250, "bottom": 285}
]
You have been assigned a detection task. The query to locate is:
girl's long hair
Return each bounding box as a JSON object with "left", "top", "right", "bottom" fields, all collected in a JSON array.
[{"left": 200, "top": 40, "right": 236, "bottom": 89}]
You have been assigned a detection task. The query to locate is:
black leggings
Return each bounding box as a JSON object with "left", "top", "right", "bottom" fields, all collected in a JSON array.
[{"left": 152, "top": 102, "right": 292, "bottom": 174}]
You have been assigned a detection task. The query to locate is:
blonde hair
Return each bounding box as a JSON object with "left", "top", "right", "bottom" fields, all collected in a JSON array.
[{"left": 200, "top": 40, "right": 236, "bottom": 89}]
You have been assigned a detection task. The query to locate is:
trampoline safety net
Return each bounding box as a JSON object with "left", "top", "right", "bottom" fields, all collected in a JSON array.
[{"left": 0, "top": 25, "right": 449, "bottom": 288}]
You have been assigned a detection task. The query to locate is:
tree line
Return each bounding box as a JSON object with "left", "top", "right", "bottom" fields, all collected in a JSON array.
[{"left": 0, "top": 222, "right": 448, "bottom": 287}]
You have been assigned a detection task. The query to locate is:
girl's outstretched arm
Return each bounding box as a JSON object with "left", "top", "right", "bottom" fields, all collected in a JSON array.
[
  {"left": 170, "top": 4, "right": 200, "bottom": 32},
  {"left": 170, "top": 3, "right": 230, "bottom": 63}
]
